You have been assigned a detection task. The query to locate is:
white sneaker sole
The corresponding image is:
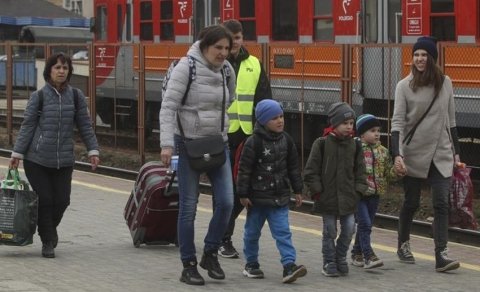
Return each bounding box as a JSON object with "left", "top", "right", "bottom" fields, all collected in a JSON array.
[
  {"left": 242, "top": 270, "right": 264, "bottom": 278},
  {"left": 364, "top": 261, "right": 384, "bottom": 269}
]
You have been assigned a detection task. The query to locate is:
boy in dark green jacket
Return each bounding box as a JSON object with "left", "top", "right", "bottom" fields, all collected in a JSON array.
[{"left": 303, "top": 102, "right": 367, "bottom": 277}]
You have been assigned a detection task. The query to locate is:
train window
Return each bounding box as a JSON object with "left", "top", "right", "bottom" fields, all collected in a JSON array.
[
  {"left": 313, "top": 0, "right": 333, "bottom": 42},
  {"left": 241, "top": 21, "right": 256, "bottom": 41},
  {"left": 240, "top": 0, "right": 255, "bottom": 18},
  {"left": 96, "top": 5, "right": 108, "bottom": 41},
  {"left": 117, "top": 5, "right": 123, "bottom": 42},
  {"left": 430, "top": 0, "right": 455, "bottom": 41},
  {"left": 272, "top": 0, "right": 298, "bottom": 41},
  {"left": 387, "top": 0, "right": 401, "bottom": 43},
  {"left": 140, "top": 1, "right": 153, "bottom": 41},
  {"left": 140, "top": 1, "right": 152, "bottom": 20},
  {"left": 239, "top": 0, "right": 256, "bottom": 41},
  {"left": 431, "top": 16, "right": 455, "bottom": 41},
  {"left": 160, "top": 0, "right": 173, "bottom": 19},
  {"left": 431, "top": 0, "right": 454, "bottom": 13},
  {"left": 160, "top": 0, "right": 174, "bottom": 41},
  {"left": 363, "top": 0, "right": 378, "bottom": 43},
  {"left": 126, "top": 4, "right": 132, "bottom": 42}
]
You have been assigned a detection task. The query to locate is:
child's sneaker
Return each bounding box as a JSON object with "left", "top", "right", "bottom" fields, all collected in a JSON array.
[
  {"left": 351, "top": 253, "right": 364, "bottom": 267},
  {"left": 322, "top": 262, "right": 339, "bottom": 277},
  {"left": 336, "top": 257, "right": 349, "bottom": 275},
  {"left": 282, "top": 263, "right": 307, "bottom": 283},
  {"left": 243, "top": 262, "right": 264, "bottom": 278},
  {"left": 364, "top": 253, "right": 384, "bottom": 269}
]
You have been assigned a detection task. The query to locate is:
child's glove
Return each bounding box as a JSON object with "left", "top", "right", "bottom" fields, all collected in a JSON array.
[{"left": 311, "top": 192, "right": 321, "bottom": 201}]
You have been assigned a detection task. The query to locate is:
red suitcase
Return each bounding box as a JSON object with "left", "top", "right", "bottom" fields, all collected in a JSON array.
[{"left": 124, "top": 161, "right": 179, "bottom": 247}]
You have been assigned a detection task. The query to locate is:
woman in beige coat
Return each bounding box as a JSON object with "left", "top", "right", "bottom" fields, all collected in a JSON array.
[{"left": 391, "top": 36, "right": 461, "bottom": 273}]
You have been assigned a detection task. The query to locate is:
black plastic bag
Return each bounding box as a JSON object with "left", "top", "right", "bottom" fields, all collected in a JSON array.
[{"left": 0, "top": 168, "right": 38, "bottom": 246}]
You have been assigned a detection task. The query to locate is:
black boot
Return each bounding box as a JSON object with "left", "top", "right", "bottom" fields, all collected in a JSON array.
[
  {"left": 435, "top": 248, "right": 460, "bottom": 272},
  {"left": 199, "top": 250, "right": 225, "bottom": 279},
  {"left": 53, "top": 230, "right": 58, "bottom": 248},
  {"left": 42, "top": 241, "right": 55, "bottom": 258},
  {"left": 180, "top": 261, "right": 205, "bottom": 285}
]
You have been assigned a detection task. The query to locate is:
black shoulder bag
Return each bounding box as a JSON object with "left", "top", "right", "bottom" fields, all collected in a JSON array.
[
  {"left": 177, "top": 70, "right": 227, "bottom": 172},
  {"left": 403, "top": 77, "right": 445, "bottom": 145}
]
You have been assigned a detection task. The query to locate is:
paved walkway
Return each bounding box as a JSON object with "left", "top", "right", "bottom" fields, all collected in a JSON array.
[{"left": 0, "top": 159, "right": 479, "bottom": 291}]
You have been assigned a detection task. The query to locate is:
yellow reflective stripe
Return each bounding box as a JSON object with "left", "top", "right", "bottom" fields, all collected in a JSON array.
[
  {"left": 238, "top": 114, "right": 251, "bottom": 121},
  {"left": 237, "top": 94, "right": 254, "bottom": 102}
]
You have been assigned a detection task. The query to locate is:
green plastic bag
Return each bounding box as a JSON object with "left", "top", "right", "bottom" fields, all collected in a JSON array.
[{"left": 0, "top": 168, "right": 38, "bottom": 246}]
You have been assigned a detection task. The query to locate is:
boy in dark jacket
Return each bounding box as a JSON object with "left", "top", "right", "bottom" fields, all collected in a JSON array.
[
  {"left": 236, "top": 99, "right": 307, "bottom": 283},
  {"left": 303, "top": 102, "right": 367, "bottom": 277}
]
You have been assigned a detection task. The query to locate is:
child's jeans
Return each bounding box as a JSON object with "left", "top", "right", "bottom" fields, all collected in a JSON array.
[
  {"left": 322, "top": 214, "right": 355, "bottom": 264},
  {"left": 243, "top": 205, "right": 296, "bottom": 266},
  {"left": 351, "top": 196, "right": 379, "bottom": 258}
]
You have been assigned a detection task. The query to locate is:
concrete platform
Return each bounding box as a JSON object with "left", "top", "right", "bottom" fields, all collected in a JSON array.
[{"left": 0, "top": 159, "right": 479, "bottom": 292}]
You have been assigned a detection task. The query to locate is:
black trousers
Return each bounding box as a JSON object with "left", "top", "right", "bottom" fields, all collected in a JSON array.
[
  {"left": 398, "top": 163, "right": 451, "bottom": 253},
  {"left": 23, "top": 160, "right": 73, "bottom": 243}
]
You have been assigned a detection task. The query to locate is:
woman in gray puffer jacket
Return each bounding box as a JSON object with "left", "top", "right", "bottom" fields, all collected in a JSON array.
[
  {"left": 9, "top": 52, "right": 99, "bottom": 259},
  {"left": 160, "top": 25, "right": 236, "bottom": 286}
]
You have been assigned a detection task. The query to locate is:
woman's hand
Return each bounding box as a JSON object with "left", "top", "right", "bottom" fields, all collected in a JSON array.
[
  {"left": 394, "top": 156, "right": 407, "bottom": 176},
  {"left": 161, "top": 147, "right": 174, "bottom": 167},
  {"left": 9, "top": 157, "right": 20, "bottom": 169},
  {"left": 90, "top": 155, "right": 100, "bottom": 171}
]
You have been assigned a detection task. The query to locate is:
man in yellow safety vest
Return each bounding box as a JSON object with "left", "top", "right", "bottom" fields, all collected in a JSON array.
[{"left": 218, "top": 19, "right": 272, "bottom": 258}]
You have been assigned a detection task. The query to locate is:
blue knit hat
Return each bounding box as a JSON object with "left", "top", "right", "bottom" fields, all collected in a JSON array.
[
  {"left": 412, "top": 36, "right": 438, "bottom": 62},
  {"left": 356, "top": 114, "right": 381, "bottom": 136},
  {"left": 255, "top": 99, "right": 283, "bottom": 126}
]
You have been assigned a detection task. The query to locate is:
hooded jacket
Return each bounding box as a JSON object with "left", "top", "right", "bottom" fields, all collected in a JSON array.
[{"left": 159, "top": 41, "right": 237, "bottom": 148}]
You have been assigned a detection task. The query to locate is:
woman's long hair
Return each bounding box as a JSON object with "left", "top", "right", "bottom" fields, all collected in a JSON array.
[{"left": 409, "top": 54, "right": 444, "bottom": 95}]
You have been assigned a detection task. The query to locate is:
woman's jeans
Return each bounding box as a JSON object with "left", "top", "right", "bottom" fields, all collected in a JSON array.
[
  {"left": 174, "top": 135, "right": 234, "bottom": 263},
  {"left": 398, "top": 163, "right": 450, "bottom": 253},
  {"left": 352, "top": 196, "right": 379, "bottom": 258},
  {"left": 243, "top": 205, "right": 296, "bottom": 266},
  {"left": 23, "top": 160, "right": 73, "bottom": 243},
  {"left": 322, "top": 214, "right": 355, "bottom": 264}
]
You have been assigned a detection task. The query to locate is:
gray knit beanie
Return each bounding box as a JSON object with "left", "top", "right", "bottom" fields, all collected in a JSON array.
[{"left": 328, "top": 102, "right": 356, "bottom": 128}]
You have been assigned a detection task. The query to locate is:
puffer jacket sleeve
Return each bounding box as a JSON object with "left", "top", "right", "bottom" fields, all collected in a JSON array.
[
  {"left": 303, "top": 138, "right": 324, "bottom": 195},
  {"left": 287, "top": 137, "right": 303, "bottom": 194},
  {"left": 236, "top": 135, "right": 256, "bottom": 198},
  {"left": 12, "top": 91, "right": 41, "bottom": 158},
  {"left": 74, "top": 88, "right": 99, "bottom": 157},
  {"left": 159, "top": 57, "right": 191, "bottom": 148},
  {"left": 226, "top": 61, "right": 237, "bottom": 107}
]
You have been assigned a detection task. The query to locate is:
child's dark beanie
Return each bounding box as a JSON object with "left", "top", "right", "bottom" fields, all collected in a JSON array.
[
  {"left": 356, "top": 114, "right": 381, "bottom": 136},
  {"left": 327, "top": 102, "right": 355, "bottom": 128}
]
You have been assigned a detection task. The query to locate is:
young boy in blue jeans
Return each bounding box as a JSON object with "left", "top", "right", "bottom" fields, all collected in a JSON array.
[
  {"left": 236, "top": 99, "right": 307, "bottom": 283},
  {"left": 350, "top": 114, "right": 398, "bottom": 269},
  {"left": 303, "top": 102, "right": 367, "bottom": 277}
]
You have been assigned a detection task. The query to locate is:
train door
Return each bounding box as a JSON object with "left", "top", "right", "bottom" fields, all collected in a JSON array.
[
  {"left": 359, "top": 0, "right": 402, "bottom": 135},
  {"left": 193, "top": 0, "right": 220, "bottom": 39},
  {"left": 272, "top": 0, "right": 298, "bottom": 41}
]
